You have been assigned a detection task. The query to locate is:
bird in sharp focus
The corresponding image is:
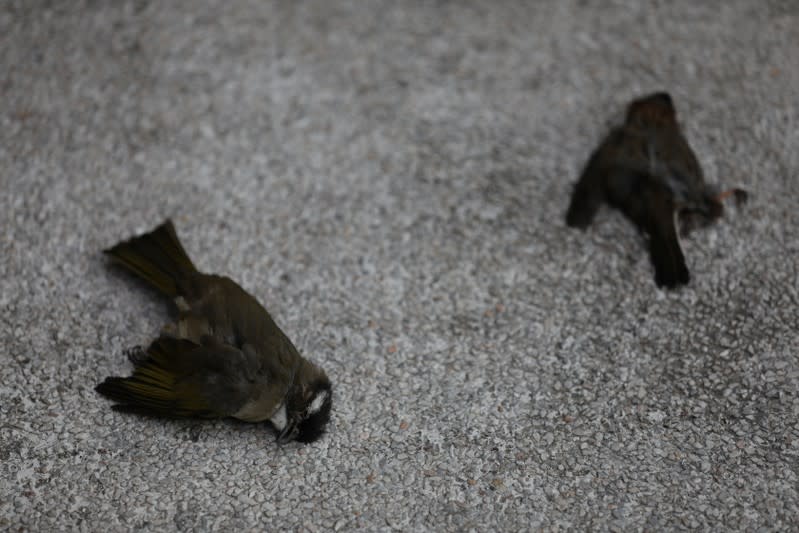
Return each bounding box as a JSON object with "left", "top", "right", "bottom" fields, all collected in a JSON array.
[{"left": 96, "top": 220, "right": 332, "bottom": 444}]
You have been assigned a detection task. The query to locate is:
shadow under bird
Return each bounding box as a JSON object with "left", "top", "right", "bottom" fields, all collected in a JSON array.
[
  {"left": 566, "top": 91, "right": 747, "bottom": 288},
  {"left": 96, "top": 220, "right": 332, "bottom": 443}
]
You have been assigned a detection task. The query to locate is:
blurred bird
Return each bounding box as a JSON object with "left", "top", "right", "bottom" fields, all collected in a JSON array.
[
  {"left": 566, "top": 92, "right": 747, "bottom": 288},
  {"left": 96, "top": 220, "right": 332, "bottom": 443}
]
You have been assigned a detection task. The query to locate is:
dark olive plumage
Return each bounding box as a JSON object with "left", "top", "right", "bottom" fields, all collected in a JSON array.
[
  {"left": 96, "top": 220, "right": 332, "bottom": 444},
  {"left": 566, "top": 92, "right": 747, "bottom": 288}
]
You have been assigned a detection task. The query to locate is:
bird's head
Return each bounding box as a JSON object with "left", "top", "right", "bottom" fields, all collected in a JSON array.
[{"left": 273, "top": 362, "right": 332, "bottom": 444}]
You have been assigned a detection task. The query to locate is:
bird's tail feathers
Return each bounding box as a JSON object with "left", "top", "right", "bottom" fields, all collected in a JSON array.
[{"left": 104, "top": 219, "right": 197, "bottom": 297}]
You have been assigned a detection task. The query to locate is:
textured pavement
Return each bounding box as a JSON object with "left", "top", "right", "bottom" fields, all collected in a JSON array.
[{"left": 2, "top": 1, "right": 798, "bottom": 530}]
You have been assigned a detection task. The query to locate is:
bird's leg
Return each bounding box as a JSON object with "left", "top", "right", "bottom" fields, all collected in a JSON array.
[
  {"left": 715, "top": 188, "right": 748, "bottom": 206},
  {"left": 123, "top": 345, "right": 148, "bottom": 366}
]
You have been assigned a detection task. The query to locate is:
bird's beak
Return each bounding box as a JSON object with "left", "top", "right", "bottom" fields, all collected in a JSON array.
[{"left": 276, "top": 419, "right": 299, "bottom": 444}]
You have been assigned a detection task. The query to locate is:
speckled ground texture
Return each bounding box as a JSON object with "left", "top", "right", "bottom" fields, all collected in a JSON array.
[{"left": 2, "top": 0, "right": 798, "bottom": 531}]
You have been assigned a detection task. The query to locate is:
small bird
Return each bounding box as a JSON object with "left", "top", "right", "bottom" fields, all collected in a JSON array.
[
  {"left": 96, "top": 220, "right": 332, "bottom": 443},
  {"left": 565, "top": 92, "right": 746, "bottom": 288}
]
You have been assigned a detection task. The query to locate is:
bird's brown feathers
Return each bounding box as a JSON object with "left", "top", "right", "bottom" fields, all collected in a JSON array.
[{"left": 95, "top": 336, "right": 219, "bottom": 418}]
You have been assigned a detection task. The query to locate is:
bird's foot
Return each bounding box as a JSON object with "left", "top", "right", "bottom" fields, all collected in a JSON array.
[
  {"left": 716, "top": 188, "right": 748, "bottom": 206},
  {"left": 123, "top": 345, "right": 147, "bottom": 366}
]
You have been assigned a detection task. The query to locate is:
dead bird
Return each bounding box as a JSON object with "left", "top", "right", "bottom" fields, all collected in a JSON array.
[
  {"left": 96, "top": 220, "right": 332, "bottom": 443},
  {"left": 566, "top": 92, "right": 746, "bottom": 288}
]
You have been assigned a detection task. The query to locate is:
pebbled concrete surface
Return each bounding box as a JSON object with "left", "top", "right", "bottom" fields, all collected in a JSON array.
[{"left": 2, "top": 0, "right": 798, "bottom": 530}]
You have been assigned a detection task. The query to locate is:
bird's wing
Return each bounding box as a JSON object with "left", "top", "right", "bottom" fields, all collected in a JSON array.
[
  {"left": 566, "top": 129, "right": 626, "bottom": 228},
  {"left": 96, "top": 335, "right": 260, "bottom": 418}
]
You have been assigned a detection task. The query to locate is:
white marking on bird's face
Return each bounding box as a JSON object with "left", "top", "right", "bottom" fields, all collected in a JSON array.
[
  {"left": 270, "top": 403, "right": 287, "bottom": 431},
  {"left": 308, "top": 391, "right": 328, "bottom": 415}
]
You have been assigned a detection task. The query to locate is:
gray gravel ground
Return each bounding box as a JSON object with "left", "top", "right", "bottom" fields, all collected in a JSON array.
[{"left": 2, "top": 0, "right": 798, "bottom": 530}]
